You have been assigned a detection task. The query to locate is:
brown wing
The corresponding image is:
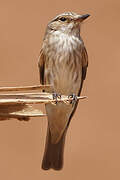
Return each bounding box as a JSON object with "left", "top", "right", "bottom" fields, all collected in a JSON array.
[
  {"left": 38, "top": 49, "right": 45, "bottom": 85},
  {"left": 77, "top": 45, "right": 88, "bottom": 95},
  {"left": 81, "top": 45, "right": 88, "bottom": 81},
  {"left": 67, "top": 45, "right": 88, "bottom": 128}
]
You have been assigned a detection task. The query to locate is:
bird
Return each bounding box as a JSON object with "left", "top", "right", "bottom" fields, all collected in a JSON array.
[{"left": 38, "top": 12, "right": 89, "bottom": 170}]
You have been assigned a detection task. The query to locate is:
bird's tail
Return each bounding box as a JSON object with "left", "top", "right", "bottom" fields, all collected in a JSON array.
[{"left": 42, "top": 128, "right": 66, "bottom": 170}]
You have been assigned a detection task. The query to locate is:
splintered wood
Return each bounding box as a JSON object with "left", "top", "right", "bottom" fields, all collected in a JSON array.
[{"left": 0, "top": 85, "right": 87, "bottom": 121}]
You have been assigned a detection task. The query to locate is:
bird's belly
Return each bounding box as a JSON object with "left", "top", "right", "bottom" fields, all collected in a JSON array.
[{"left": 45, "top": 61, "right": 82, "bottom": 95}]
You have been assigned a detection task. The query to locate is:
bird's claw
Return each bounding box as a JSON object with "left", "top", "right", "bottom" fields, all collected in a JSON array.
[
  {"left": 68, "top": 94, "right": 78, "bottom": 105},
  {"left": 52, "top": 92, "right": 61, "bottom": 104}
]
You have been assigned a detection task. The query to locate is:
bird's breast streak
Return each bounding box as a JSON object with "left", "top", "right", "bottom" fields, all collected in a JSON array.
[{"left": 45, "top": 33, "right": 82, "bottom": 95}]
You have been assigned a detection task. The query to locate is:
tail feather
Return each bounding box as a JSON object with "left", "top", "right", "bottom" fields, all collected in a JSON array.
[{"left": 42, "top": 128, "right": 66, "bottom": 170}]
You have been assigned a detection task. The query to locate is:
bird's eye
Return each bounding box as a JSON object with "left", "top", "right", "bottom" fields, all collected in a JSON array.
[{"left": 59, "top": 17, "right": 67, "bottom": 21}]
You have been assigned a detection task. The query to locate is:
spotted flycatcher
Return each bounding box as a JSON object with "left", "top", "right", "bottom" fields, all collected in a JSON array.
[{"left": 38, "top": 12, "right": 90, "bottom": 170}]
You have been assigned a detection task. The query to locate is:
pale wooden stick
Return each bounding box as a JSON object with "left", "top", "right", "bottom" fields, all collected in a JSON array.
[
  {"left": 0, "top": 95, "right": 87, "bottom": 105},
  {"left": 0, "top": 104, "right": 46, "bottom": 121},
  {"left": 0, "top": 92, "right": 51, "bottom": 96},
  {"left": 0, "top": 85, "right": 51, "bottom": 92}
]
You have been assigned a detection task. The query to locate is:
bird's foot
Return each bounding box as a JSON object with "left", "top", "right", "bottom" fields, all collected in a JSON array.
[
  {"left": 68, "top": 94, "right": 78, "bottom": 105},
  {"left": 52, "top": 92, "right": 61, "bottom": 104}
]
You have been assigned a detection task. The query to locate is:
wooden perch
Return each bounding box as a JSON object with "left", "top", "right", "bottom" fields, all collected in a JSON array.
[
  {"left": 0, "top": 104, "right": 46, "bottom": 121},
  {"left": 0, "top": 84, "right": 51, "bottom": 92},
  {"left": 0, "top": 85, "right": 87, "bottom": 121}
]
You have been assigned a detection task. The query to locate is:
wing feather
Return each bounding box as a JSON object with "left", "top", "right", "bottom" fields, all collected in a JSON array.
[
  {"left": 81, "top": 46, "right": 88, "bottom": 80},
  {"left": 67, "top": 45, "right": 88, "bottom": 128},
  {"left": 38, "top": 49, "right": 45, "bottom": 85}
]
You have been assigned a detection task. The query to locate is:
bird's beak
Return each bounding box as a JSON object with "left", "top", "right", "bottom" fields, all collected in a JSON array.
[{"left": 75, "top": 14, "right": 90, "bottom": 22}]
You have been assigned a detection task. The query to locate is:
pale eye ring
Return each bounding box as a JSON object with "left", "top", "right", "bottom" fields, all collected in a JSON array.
[{"left": 59, "top": 17, "right": 67, "bottom": 21}]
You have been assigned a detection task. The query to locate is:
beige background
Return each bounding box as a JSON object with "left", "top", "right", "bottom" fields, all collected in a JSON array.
[{"left": 0, "top": 0, "right": 120, "bottom": 180}]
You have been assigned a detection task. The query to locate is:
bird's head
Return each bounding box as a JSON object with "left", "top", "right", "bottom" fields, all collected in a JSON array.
[{"left": 47, "top": 12, "right": 90, "bottom": 36}]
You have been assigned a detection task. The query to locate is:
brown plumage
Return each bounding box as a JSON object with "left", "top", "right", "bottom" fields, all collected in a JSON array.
[{"left": 38, "top": 12, "right": 89, "bottom": 170}]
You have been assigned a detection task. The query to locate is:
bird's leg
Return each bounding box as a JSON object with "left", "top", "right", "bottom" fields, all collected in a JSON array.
[
  {"left": 68, "top": 94, "right": 78, "bottom": 105},
  {"left": 52, "top": 92, "right": 61, "bottom": 104}
]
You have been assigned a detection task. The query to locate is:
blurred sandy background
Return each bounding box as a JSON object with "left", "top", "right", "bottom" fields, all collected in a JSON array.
[{"left": 0, "top": 0, "right": 120, "bottom": 179}]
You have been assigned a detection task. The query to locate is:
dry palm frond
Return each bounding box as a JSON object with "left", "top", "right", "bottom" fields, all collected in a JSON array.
[{"left": 0, "top": 85, "right": 87, "bottom": 121}]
